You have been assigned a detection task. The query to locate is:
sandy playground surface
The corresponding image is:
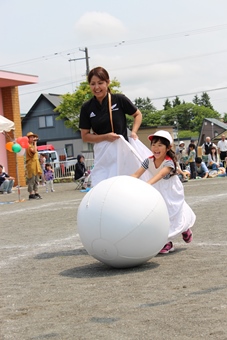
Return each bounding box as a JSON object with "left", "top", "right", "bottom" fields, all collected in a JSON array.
[{"left": 0, "top": 177, "right": 227, "bottom": 340}]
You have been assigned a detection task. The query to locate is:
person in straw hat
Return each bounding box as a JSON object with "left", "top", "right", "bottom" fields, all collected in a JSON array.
[{"left": 25, "top": 132, "right": 42, "bottom": 199}]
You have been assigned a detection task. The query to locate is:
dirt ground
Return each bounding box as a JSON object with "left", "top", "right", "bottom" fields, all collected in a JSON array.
[{"left": 0, "top": 177, "right": 227, "bottom": 340}]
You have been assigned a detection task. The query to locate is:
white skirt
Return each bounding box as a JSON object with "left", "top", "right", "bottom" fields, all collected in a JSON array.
[{"left": 91, "top": 135, "right": 152, "bottom": 187}]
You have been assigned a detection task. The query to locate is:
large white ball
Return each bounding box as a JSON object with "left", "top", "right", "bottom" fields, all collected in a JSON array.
[{"left": 77, "top": 175, "right": 169, "bottom": 268}]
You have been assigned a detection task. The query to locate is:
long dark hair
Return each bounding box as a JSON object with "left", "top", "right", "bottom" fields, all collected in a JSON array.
[
  {"left": 209, "top": 146, "right": 217, "bottom": 161},
  {"left": 151, "top": 136, "right": 177, "bottom": 174},
  {"left": 87, "top": 67, "right": 111, "bottom": 92},
  {"left": 88, "top": 67, "right": 109, "bottom": 83}
]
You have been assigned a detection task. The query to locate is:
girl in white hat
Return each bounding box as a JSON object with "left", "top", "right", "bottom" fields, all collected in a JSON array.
[{"left": 131, "top": 130, "right": 196, "bottom": 254}]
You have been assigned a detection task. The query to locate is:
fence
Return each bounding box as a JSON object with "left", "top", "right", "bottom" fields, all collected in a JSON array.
[{"left": 46, "top": 159, "right": 94, "bottom": 181}]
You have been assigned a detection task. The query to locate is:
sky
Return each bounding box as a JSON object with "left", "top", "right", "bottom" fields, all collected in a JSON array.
[{"left": 1, "top": 0, "right": 227, "bottom": 115}]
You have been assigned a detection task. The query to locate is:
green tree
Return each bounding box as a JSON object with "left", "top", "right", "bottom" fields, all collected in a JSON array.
[
  {"left": 133, "top": 97, "right": 156, "bottom": 127},
  {"left": 191, "top": 105, "right": 219, "bottom": 131},
  {"left": 192, "top": 94, "right": 200, "bottom": 105},
  {"left": 145, "top": 111, "right": 163, "bottom": 126},
  {"left": 193, "top": 92, "right": 214, "bottom": 110},
  {"left": 55, "top": 78, "right": 121, "bottom": 131},
  {"left": 199, "top": 92, "right": 214, "bottom": 110},
  {"left": 163, "top": 98, "right": 172, "bottom": 110},
  {"left": 155, "top": 103, "right": 220, "bottom": 132},
  {"left": 134, "top": 97, "right": 156, "bottom": 112},
  {"left": 172, "top": 96, "right": 181, "bottom": 107},
  {"left": 223, "top": 113, "right": 227, "bottom": 123},
  {"left": 156, "top": 103, "right": 194, "bottom": 130}
]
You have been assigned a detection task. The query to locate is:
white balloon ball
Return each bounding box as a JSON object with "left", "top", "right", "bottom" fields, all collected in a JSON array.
[
  {"left": 77, "top": 175, "right": 169, "bottom": 268},
  {"left": 17, "top": 147, "right": 25, "bottom": 156}
]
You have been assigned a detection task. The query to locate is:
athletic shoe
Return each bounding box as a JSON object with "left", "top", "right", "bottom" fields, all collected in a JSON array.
[
  {"left": 51, "top": 189, "right": 55, "bottom": 192},
  {"left": 29, "top": 194, "right": 37, "bottom": 200},
  {"left": 35, "top": 193, "right": 42, "bottom": 199},
  {"left": 80, "top": 188, "right": 91, "bottom": 193},
  {"left": 182, "top": 229, "right": 193, "bottom": 243},
  {"left": 159, "top": 242, "right": 175, "bottom": 254}
]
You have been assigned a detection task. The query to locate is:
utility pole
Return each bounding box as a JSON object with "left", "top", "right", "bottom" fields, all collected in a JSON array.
[
  {"left": 79, "top": 47, "right": 90, "bottom": 76},
  {"left": 68, "top": 47, "right": 90, "bottom": 81}
]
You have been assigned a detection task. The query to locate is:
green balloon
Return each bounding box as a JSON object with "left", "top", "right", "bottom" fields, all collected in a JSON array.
[{"left": 12, "top": 143, "right": 22, "bottom": 153}]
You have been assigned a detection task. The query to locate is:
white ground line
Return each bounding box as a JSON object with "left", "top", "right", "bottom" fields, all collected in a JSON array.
[
  {"left": 0, "top": 199, "right": 82, "bottom": 215},
  {"left": 0, "top": 234, "right": 83, "bottom": 269}
]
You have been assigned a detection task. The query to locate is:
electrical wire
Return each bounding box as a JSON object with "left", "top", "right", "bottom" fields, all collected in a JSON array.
[{"left": 1, "top": 23, "right": 227, "bottom": 68}]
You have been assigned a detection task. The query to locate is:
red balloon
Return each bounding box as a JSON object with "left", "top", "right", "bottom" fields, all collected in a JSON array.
[
  {"left": 16, "top": 136, "right": 23, "bottom": 144},
  {"left": 17, "top": 136, "right": 29, "bottom": 148}
]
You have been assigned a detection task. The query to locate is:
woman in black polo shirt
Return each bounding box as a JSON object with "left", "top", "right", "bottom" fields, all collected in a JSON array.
[
  {"left": 79, "top": 67, "right": 149, "bottom": 186},
  {"left": 79, "top": 66, "right": 142, "bottom": 142}
]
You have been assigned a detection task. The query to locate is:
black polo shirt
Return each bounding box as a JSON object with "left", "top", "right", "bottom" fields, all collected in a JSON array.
[{"left": 79, "top": 93, "right": 138, "bottom": 140}]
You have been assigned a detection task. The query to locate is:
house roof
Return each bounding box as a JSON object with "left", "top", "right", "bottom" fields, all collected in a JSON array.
[
  {"left": 204, "top": 118, "right": 227, "bottom": 130},
  {"left": 0, "top": 70, "right": 38, "bottom": 87},
  {"left": 23, "top": 93, "right": 62, "bottom": 121},
  {"left": 198, "top": 118, "right": 227, "bottom": 145},
  {"left": 42, "top": 93, "right": 62, "bottom": 107},
  {"left": 28, "top": 93, "right": 62, "bottom": 112}
]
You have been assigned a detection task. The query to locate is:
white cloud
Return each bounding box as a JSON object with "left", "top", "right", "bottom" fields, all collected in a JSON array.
[{"left": 75, "top": 12, "right": 127, "bottom": 41}]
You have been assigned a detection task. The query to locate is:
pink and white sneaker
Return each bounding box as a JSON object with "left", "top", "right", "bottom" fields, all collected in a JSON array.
[
  {"left": 159, "top": 242, "right": 175, "bottom": 254},
  {"left": 182, "top": 229, "right": 193, "bottom": 243}
]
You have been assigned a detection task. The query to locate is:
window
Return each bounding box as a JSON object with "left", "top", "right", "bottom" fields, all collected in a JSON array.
[
  {"left": 65, "top": 144, "right": 73, "bottom": 157},
  {"left": 39, "top": 115, "right": 53, "bottom": 128}
]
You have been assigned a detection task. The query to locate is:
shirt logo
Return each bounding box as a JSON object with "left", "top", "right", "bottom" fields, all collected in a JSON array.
[
  {"left": 90, "top": 112, "right": 96, "bottom": 118},
  {"left": 111, "top": 104, "right": 119, "bottom": 111}
]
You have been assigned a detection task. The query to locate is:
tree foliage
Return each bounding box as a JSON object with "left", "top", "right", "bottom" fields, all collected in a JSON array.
[
  {"left": 140, "top": 99, "right": 220, "bottom": 133},
  {"left": 192, "top": 92, "right": 214, "bottom": 110},
  {"left": 55, "top": 80, "right": 221, "bottom": 135},
  {"left": 163, "top": 98, "right": 172, "bottom": 110},
  {"left": 223, "top": 113, "right": 227, "bottom": 123},
  {"left": 132, "top": 97, "right": 156, "bottom": 127},
  {"left": 172, "top": 96, "right": 181, "bottom": 107}
]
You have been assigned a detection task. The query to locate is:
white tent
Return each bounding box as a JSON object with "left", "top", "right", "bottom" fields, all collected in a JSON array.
[
  {"left": 0, "top": 116, "right": 23, "bottom": 201},
  {"left": 0, "top": 115, "right": 15, "bottom": 133}
]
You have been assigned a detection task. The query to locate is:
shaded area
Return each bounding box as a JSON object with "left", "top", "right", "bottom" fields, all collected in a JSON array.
[{"left": 59, "top": 261, "right": 160, "bottom": 278}]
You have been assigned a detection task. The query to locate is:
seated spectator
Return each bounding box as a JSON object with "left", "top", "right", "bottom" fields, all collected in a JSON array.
[
  {"left": 207, "top": 145, "right": 223, "bottom": 170},
  {"left": 75, "top": 155, "right": 87, "bottom": 179},
  {"left": 195, "top": 157, "right": 209, "bottom": 179},
  {"left": 75, "top": 155, "right": 89, "bottom": 189},
  {"left": 0, "top": 164, "right": 15, "bottom": 194}
]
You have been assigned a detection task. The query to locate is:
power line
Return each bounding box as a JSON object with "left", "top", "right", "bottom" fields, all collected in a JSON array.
[
  {"left": 1, "top": 23, "right": 227, "bottom": 68},
  {"left": 151, "top": 86, "right": 227, "bottom": 102},
  {"left": 19, "top": 79, "right": 84, "bottom": 96},
  {"left": 17, "top": 47, "right": 227, "bottom": 98}
]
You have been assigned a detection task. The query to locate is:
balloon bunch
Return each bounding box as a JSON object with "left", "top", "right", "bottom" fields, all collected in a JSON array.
[{"left": 5, "top": 136, "right": 29, "bottom": 156}]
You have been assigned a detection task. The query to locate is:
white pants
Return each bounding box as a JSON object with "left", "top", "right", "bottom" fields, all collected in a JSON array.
[{"left": 45, "top": 180, "right": 54, "bottom": 191}]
